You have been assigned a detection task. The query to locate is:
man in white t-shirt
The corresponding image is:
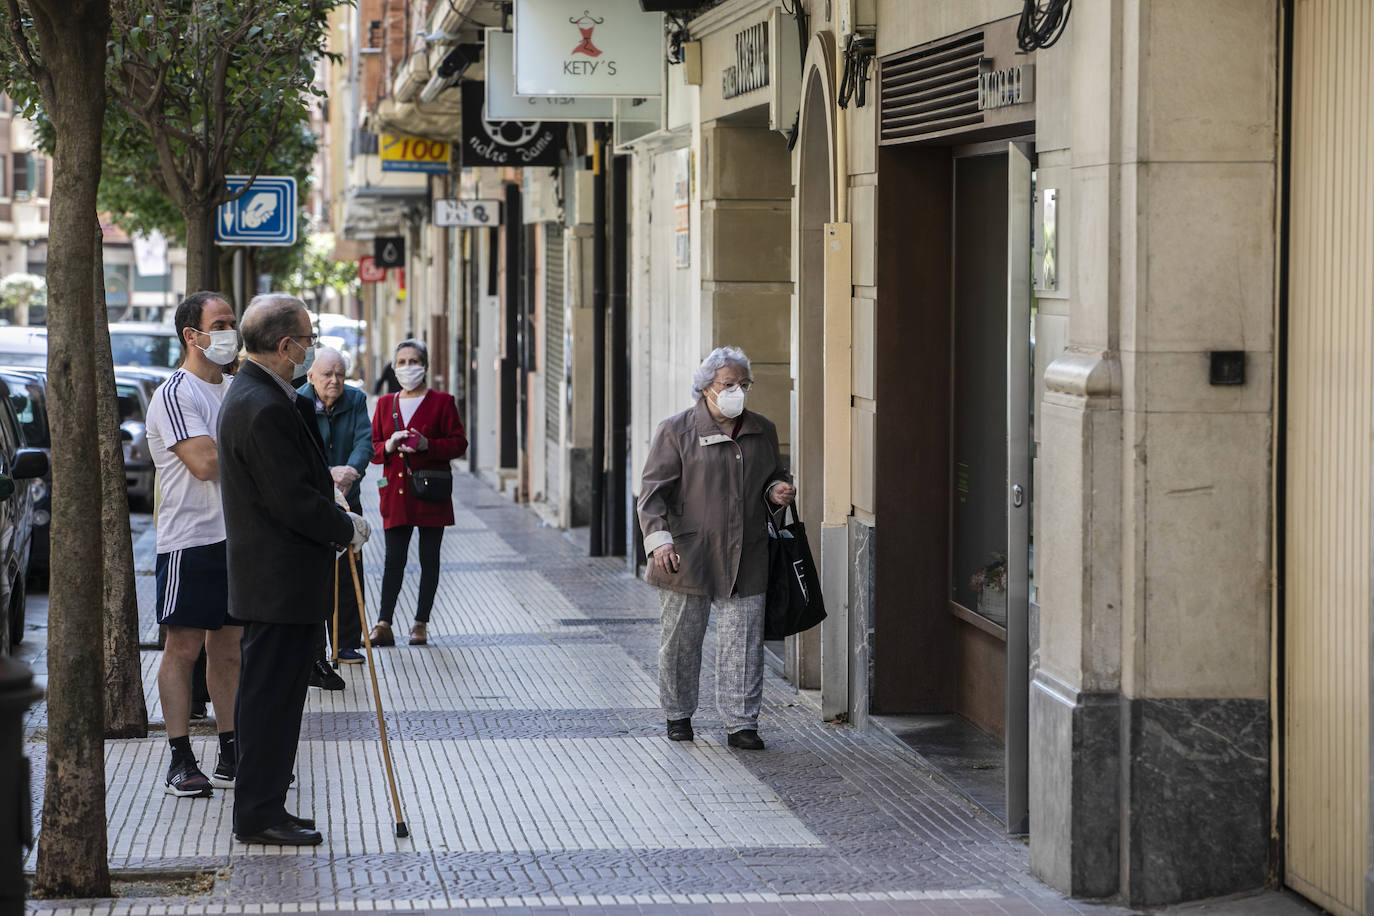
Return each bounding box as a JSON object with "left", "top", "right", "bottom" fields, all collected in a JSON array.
[{"left": 145, "top": 291, "right": 241, "bottom": 798}]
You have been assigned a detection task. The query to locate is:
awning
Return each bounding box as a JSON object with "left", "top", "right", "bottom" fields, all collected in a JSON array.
[{"left": 367, "top": 94, "right": 463, "bottom": 143}]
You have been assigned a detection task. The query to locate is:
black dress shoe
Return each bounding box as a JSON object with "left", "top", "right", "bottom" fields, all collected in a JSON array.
[
  {"left": 287, "top": 813, "right": 316, "bottom": 830},
  {"left": 235, "top": 822, "right": 323, "bottom": 846},
  {"left": 666, "top": 718, "right": 694, "bottom": 741},
  {"left": 308, "top": 659, "right": 345, "bottom": 691},
  {"left": 727, "top": 728, "right": 765, "bottom": 750}
]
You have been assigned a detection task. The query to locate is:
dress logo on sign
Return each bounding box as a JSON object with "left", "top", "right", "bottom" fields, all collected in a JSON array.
[{"left": 571, "top": 11, "right": 603, "bottom": 57}]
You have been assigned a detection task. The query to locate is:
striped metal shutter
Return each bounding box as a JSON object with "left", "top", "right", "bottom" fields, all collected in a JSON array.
[{"left": 544, "top": 224, "right": 565, "bottom": 443}]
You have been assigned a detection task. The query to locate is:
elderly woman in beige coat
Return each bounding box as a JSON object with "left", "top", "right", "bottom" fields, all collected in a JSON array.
[{"left": 637, "top": 346, "right": 796, "bottom": 750}]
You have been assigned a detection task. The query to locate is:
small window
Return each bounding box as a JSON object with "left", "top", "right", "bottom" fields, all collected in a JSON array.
[
  {"left": 0, "top": 154, "right": 8, "bottom": 197},
  {"left": 13, "top": 153, "right": 28, "bottom": 202},
  {"left": 34, "top": 157, "right": 46, "bottom": 197}
]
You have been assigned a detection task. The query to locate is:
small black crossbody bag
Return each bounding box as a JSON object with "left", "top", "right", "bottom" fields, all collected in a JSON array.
[{"left": 391, "top": 394, "right": 452, "bottom": 503}]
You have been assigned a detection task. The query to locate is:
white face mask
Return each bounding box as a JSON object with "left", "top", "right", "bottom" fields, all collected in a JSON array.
[
  {"left": 289, "top": 338, "right": 315, "bottom": 379},
  {"left": 714, "top": 385, "right": 747, "bottom": 419},
  {"left": 395, "top": 364, "right": 426, "bottom": 391},
  {"left": 195, "top": 329, "right": 239, "bottom": 366}
]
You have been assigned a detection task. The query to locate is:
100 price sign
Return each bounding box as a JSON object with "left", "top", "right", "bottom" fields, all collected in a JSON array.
[{"left": 381, "top": 135, "right": 451, "bottom": 174}]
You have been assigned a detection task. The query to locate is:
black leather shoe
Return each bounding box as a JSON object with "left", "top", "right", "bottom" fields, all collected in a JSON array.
[
  {"left": 308, "top": 659, "right": 345, "bottom": 691},
  {"left": 235, "top": 822, "right": 323, "bottom": 846},
  {"left": 727, "top": 729, "right": 765, "bottom": 750},
  {"left": 666, "top": 718, "right": 693, "bottom": 741},
  {"left": 287, "top": 813, "right": 316, "bottom": 830}
]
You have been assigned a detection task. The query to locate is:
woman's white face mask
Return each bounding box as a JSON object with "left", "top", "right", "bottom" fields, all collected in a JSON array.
[
  {"left": 713, "top": 385, "right": 747, "bottom": 419},
  {"left": 395, "top": 364, "right": 426, "bottom": 391}
]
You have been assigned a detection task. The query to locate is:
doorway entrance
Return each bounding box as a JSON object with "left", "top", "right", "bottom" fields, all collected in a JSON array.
[{"left": 874, "top": 140, "right": 1033, "bottom": 832}]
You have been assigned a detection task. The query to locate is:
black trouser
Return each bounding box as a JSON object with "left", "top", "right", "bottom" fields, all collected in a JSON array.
[
  {"left": 234, "top": 620, "right": 314, "bottom": 836},
  {"left": 317, "top": 553, "right": 364, "bottom": 658},
  {"left": 378, "top": 525, "right": 444, "bottom": 625}
]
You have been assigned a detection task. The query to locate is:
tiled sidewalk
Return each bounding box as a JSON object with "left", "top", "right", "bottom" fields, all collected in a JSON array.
[{"left": 19, "top": 473, "right": 1295, "bottom": 915}]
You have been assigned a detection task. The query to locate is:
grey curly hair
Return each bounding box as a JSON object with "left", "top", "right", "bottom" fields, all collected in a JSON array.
[
  {"left": 691, "top": 346, "right": 752, "bottom": 401},
  {"left": 394, "top": 338, "right": 428, "bottom": 367}
]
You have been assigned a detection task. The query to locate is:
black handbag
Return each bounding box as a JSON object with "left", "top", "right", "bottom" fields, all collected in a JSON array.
[
  {"left": 764, "top": 501, "right": 827, "bottom": 640},
  {"left": 391, "top": 394, "right": 452, "bottom": 503}
]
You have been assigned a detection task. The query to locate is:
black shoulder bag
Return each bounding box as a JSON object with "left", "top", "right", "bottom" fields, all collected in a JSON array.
[
  {"left": 763, "top": 499, "right": 827, "bottom": 640},
  {"left": 391, "top": 394, "right": 453, "bottom": 503}
]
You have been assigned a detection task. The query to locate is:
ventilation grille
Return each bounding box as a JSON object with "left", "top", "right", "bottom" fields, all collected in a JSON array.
[
  {"left": 544, "top": 225, "right": 565, "bottom": 443},
  {"left": 880, "top": 30, "right": 984, "bottom": 145}
]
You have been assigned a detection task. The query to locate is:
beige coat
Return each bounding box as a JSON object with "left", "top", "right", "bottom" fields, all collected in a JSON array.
[{"left": 637, "top": 399, "right": 789, "bottom": 598}]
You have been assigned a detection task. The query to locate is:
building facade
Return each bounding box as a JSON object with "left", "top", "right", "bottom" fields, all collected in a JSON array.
[{"left": 325, "top": 1, "right": 1374, "bottom": 911}]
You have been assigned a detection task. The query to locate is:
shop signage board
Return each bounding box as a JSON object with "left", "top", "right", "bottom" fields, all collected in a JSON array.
[
  {"left": 374, "top": 236, "right": 405, "bottom": 268},
  {"left": 460, "top": 81, "right": 564, "bottom": 168},
  {"left": 380, "top": 134, "right": 451, "bottom": 173},
  {"left": 215, "top": 175, "right": 297, "bottom": 246},
  {"left": 486, "top": 29, "right": 615, "bottom": 120},
  {"left": 721, "top": 20, "right": 768, "bottom": 100},
  {"left": 977, "top": 64, "right": 1034, "bottom": 110},
  {"left": 514, "top": 0, "right": 663, "bottom": 97},
  {"left": 358, "top": 255, "right": 386, "bottom": 283},
  {"left": 435, "top": 198, "right": 503, "bottom": 227},
  {"left": 673, "top": 148, "right": 690, "bottom": 268}
]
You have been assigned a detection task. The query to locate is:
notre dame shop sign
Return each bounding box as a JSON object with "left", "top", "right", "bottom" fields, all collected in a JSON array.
[{"left": 460, "top": 82, "right": 563, "bottom": 168}]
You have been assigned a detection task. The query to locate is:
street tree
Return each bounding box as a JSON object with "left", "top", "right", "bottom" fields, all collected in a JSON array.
[
  {"left": 107, "top": 0, "right": 340, "bottom": 290},
  {"left": 0, "top": 0, "right": 113, "bottom": 897}
]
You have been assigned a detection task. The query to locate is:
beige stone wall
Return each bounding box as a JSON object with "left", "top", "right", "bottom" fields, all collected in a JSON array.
[
  {"left": 876, "top": 0, "right": 1020, "bottom": 57},
  {"left": 1036, "top": 0, "right": 1278, "bottom": 701}
]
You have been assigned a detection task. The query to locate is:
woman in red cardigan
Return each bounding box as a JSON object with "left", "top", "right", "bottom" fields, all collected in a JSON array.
[{"left": 367, "top": 339, "right": 468, "bottom": 646}]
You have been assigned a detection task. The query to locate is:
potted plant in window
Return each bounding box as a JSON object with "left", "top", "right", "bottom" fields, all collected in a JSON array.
[{"left": 970, "top": 552, "right": 1008, "bottom": 626}]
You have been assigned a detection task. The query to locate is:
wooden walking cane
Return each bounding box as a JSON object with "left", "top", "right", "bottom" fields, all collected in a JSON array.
[
  {"left": 348, "top": 546, "right": 409, "bottom": 838},
  {"left": 331, "top": 556, "right": 341, "bottom": 669}
]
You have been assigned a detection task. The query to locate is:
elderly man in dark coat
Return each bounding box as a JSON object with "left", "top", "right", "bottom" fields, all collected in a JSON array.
[{"left": 217, "top": 293, "right": 370, "bottom": 846}]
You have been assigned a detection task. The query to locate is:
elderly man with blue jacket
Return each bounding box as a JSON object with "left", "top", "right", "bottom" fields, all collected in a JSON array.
[{"left": 299, "top": 347, "right": 372, "bottom": 676}]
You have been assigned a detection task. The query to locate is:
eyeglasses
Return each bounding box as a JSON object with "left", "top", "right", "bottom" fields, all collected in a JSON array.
[
  {"left": 287, "top": 334, "right": 319, "bottom": 349},
  {"left": 713, "top": 380, "right": 753, "bottom": 393}
]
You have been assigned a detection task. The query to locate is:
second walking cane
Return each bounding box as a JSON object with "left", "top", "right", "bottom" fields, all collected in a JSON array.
[{"left": 348, "top": 547, "right": 409, "bottom": 838}]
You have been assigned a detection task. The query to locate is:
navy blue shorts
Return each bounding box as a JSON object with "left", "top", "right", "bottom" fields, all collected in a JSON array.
[{"left": 155, "top": 541, "right": 239, "bottom": 630}]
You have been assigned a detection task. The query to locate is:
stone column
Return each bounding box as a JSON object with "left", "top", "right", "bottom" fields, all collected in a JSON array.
[{"left": 1030, "top": 0, "right": 1277, "bottom": 905}]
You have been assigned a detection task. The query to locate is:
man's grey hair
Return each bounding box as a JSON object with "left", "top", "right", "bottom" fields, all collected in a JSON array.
[
  {"left": 241, "top": 293, "right": 307, "bottom": 355},
  {"left": 691, "top": 346, "right": 751, "bottom": 401},
  {"left": 395, "top": 338, "right": 428, "bottom": 367}
]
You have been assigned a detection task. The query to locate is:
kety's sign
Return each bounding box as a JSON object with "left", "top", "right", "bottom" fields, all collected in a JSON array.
[
  {"left": 977, "top": 63, "right": 1034, "bottom": 111},
  {"left": 514, "top": 0, "right": 663, "bottom": 97},
  {"left": 722, "top": 20, "right": 768, "bottom": 100}
]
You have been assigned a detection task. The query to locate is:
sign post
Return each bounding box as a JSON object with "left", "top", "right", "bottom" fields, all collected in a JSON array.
[{"left": 215, "top": 176, "right": 297, "bottom": 246}]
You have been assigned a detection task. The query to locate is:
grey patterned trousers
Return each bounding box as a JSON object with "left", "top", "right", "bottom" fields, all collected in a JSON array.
[{"left": 657, "top": 589, "right": 766, "bottom": 733}]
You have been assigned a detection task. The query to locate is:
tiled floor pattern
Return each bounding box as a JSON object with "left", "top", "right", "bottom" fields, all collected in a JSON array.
[{"left": 23, "top": 474, "right": 1142, "bottom": 915}]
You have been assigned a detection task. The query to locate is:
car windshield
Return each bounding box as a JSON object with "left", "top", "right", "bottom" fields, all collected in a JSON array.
[
  {"left": 111, "top": 332, "right": 179, "bottom": 369},
  {"left": 116, "top": 383, "right": 144, "bottom": 423},
  {"left": 0, "top": 352, "right": 47, "bottom": 368},
  {"left": 7, "top": 382, "right": 47, "bottom": 447}
]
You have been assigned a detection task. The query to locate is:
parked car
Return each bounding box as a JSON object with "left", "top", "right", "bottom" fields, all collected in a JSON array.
[
  {"left": 108, "top": 321, "right": 180, "bottom": 373},
  {"left": 0, "top": 368, "right": 50, "bottom": 585},
  {"left": 0, "top": 326, "right": 47, "bottom": 369},
  {"left": 115, "top": 368, "right": 164, "bottom": 510},
  {"left": 0, "top": 376, "right": 48, "bottom": 650}
]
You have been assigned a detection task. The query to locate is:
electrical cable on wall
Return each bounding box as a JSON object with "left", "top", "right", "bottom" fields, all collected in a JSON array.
[
  {"left": 1017, "top": 0, "right": 1071, "bottom": 52},
  {"left": 838, "top": 33, "right": 875, "bottom": 109}
]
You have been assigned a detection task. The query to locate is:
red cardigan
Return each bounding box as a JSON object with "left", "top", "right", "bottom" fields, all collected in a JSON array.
[{"left": 370, "top": 390, "right": 468, "bottom": 528}]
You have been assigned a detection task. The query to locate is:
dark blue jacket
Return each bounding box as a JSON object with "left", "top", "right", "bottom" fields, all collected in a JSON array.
[{"left": 296, "top": 381, "right": 370, "bottom": 513}]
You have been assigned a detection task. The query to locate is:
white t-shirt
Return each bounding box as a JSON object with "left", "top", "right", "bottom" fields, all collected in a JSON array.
[
  {"left": 398, "top": 390, "right": 426, "bottom": 426},
  {"left": 145, "top": 368, "right": 232, "bottom": 552}
]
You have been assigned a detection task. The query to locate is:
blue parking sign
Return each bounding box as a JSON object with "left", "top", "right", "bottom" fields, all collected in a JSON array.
[{"left": 215, "top": 175, "right": 297, "bottom": 246}]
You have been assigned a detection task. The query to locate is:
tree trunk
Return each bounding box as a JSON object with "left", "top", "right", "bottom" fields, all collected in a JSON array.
[
  {"left": 184, "top": 200, "right": 216, "bottom": 294},
  {"left": 93, "top": 219, "right": 147, "bottom": 739},
  {"left": 29, "top": 0, "right": 113, "bottom": 899}
]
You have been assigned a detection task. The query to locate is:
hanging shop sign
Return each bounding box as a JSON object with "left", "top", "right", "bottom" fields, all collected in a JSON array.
[
  {"left": 358, "top": 255, "right": 386, "bottom": 283},
  {"left": 721, "top": 20, "right": 768, "bottom": 100},
  {"left": 435, "top": 198, "right": 503, "bottom": 227},
  {"left": 486, "top": 29, "right": 615, "bottom": 121},
  {"left": 380, "top": 134, "right": 451, "bottom": 173},
  {"left": 374, "top": 236, "right": 405, "bottom": 269},
  {"left": 514, "top": 0, "right": 663, "bottom": 97},
  {"left": 977, "top": 62, "right": 1034, "bottom": 111},
  {"left": 673, "top": 148, "right": 690, "bottom": 269},
  {"left": 215, "top": 176, "right": 297, "bottom": 246},
  {"left": 460, "top": 81, "right": 564, "bottom": 168}
]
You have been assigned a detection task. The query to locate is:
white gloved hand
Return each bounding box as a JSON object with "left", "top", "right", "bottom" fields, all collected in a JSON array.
[
  {"left": 385, "top": 430, "right": 408, "bottom": 454},
  {"left": 346, "top": 511, "right": 370, "bottom": 549}
]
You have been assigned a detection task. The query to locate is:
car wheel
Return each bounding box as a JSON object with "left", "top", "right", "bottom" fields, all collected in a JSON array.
[{"left": 9, "top": 573, "right": 25, "bottom": 646}]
